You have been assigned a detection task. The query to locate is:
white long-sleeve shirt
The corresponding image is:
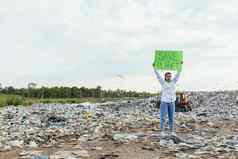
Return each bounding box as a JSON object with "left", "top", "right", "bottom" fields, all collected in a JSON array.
[{"left": 154, "top": 69, "right": 180, "bottom": 103}]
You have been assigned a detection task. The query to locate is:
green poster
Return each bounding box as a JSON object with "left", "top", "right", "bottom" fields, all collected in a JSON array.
[{"left": 154, "top": 50, "right": 183, "bottom": 71}]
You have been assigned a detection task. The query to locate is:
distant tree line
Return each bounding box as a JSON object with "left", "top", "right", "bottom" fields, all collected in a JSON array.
[{"left": 0, "top": 85, "right": 152, "bottom": 99}]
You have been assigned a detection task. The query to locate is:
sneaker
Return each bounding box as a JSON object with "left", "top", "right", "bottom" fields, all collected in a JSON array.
[
  {"left": 160, "top": 131, "right": 166, "bottom": 137},
  {"left": 159, "top": 139, "right": 167, "bottom": 146},
  {"left": 170, "top": 131, "right": 176, "bottom": 136}
]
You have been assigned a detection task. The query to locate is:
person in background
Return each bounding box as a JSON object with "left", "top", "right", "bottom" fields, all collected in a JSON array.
[{"left": 153, "top": 62, "right": 182, "bottom": 136}]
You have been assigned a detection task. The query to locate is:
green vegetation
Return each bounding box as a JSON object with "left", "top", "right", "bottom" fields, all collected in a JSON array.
[
  {"left": 0, "top": 85, "right": 154, "bottom": 106},
  {"left": 0, "top": 94, "right": 25, "bottom": 107},
  {"left": 1, "top": 86, "right": 151, "bottom": 98}
]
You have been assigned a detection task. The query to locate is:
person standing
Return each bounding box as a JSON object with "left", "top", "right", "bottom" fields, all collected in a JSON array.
[{"left": 153, "top": 62, "right": 182, "bottom": 135}]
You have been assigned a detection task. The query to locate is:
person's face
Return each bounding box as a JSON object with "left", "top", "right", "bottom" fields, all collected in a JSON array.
[{"left": 165, "top": 73, "right": 172, "bottom": 82}]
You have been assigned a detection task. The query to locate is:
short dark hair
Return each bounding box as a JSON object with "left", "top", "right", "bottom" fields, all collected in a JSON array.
[{"left": 165, "top": 72, "right": 171, "bottom": 76}]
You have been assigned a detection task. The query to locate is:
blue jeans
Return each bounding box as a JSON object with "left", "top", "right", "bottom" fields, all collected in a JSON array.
[{"left": 160, "top": 101, "right": 175, "bottom": 131}]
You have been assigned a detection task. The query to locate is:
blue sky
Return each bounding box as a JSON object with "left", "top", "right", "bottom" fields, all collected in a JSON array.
[{"left": 1, "top": 0, "right": 238, "bottom": 92}]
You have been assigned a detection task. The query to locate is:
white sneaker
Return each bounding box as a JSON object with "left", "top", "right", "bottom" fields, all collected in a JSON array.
[
  {"left": 160, "top": 131, "right": 166, "bottom": 137},
  {"left": 170, "top": 131, "right": 176, "bottom": 136},
  {"left": 159, "top": 139, "right": 167, "bottom": 146}
]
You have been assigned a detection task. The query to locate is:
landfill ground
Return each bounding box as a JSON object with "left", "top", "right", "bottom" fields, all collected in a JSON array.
[{"left": 1, "top": 91, "right": 238, "bottom": 159}]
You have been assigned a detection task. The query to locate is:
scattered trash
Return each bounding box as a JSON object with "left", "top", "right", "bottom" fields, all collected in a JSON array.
[
  {"left": 113, "top": 133, "right": 138, "bottom": 142},
  {"left": 99, "top": 152, "right": 119, "bottom": 159},
  {"left": 32, "top": 155, "right": 49, "bottom": 159}
]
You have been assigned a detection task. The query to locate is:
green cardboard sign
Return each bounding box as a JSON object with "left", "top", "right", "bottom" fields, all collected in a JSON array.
[{"left": 154, "top": 50, "right": 183, "bottom": 71}]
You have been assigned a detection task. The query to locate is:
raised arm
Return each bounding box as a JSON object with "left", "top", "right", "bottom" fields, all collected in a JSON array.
[
  {"left": 153, "top": 66, "right": 164, "bottom": 85},
  {"left": 172, "top": 71, "right": 181, "bottom": 83},
  {"left": 173, "top": 61, "right": 183, "bottom": 83}
]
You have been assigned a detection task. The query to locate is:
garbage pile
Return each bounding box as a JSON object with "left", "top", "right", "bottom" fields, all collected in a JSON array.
[
  {"left": 0, "top": 91, "right": 238, "bottom": 159},
  {"left": 189, "top": 91, "right": 238, "bottom": 119}
]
